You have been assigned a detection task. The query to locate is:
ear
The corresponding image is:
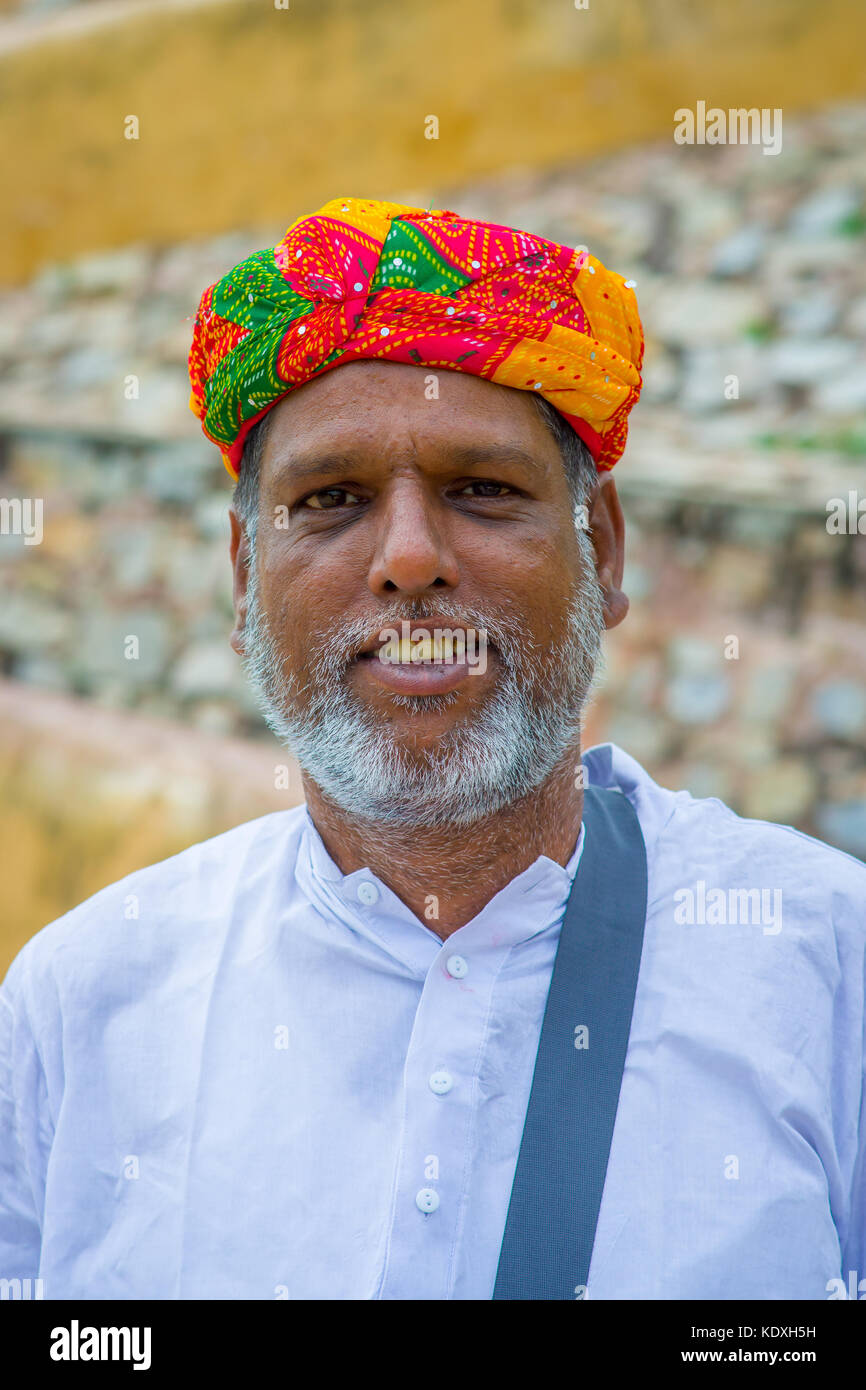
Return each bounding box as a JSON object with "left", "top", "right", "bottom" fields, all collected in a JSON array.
[
  {"left": 586, "top": 474, "right": 629, "bottom": 631},
  {"left": 228, "top": 507, "right": 252, "bottom": 656}
]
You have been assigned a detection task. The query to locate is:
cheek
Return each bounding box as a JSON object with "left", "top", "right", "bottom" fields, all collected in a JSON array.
[
  {"left": 257, "top": 539, "right": 363, "bottom": 677},
  {"left": 257, "top": 553, "right": 318, "bottom": 657},
  {"left": 470, "top": 534, "right": 575, "bottom": 623}
]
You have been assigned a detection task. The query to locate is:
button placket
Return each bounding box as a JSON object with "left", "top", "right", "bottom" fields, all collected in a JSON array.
[{"left": 376, "top": 946, "right": 497, "bottom": 1299}]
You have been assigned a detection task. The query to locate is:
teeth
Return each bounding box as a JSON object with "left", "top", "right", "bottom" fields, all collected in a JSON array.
[{"left": 378, "top": 633, "right": 459, "bottom": 663}]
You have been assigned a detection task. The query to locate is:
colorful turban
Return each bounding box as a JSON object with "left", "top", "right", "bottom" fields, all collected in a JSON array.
[{"left": 188, "top": 197, "right": 644, "bottom": 481}]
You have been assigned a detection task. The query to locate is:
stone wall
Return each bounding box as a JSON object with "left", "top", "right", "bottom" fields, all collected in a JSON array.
[{"left": 3, "top": 425, "right": 863, "bottom": 849}]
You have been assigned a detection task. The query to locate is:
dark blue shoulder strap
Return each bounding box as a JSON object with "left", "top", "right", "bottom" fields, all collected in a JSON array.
[{"left": 492, "top": 784, "right": 648, "bottom": 1300}]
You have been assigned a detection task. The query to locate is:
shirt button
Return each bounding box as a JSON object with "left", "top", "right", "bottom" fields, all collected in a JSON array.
[
  {"left": 356, "top": 880, "right": 379, "bottom": 906},
  {"left": 429, "top": 1069, "right": 454, "bottom": 1095},
  {"left": 445, "top": 954, "right": 468, "bottom": 978},
  {"left": 415, "top": 1188, "right": 440, "bottom": 1213}
]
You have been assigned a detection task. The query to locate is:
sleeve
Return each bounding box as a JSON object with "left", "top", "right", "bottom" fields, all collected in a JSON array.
[{"left": 0, "top": 955, "right": 47, "bottom": 1284}]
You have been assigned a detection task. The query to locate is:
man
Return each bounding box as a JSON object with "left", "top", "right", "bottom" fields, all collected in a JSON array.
[{"left": 1, "top": 198, "right": 863, "bottom": 1300}]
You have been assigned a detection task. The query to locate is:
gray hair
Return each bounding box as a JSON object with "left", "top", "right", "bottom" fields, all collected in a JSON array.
[{"left": 232, "top": 388, "right": 598, "bottom": 554}]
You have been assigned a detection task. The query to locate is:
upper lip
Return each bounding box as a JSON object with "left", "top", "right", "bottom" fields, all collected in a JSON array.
[{"left": 356, "top": 622, "right": 482, "bottom": 656}]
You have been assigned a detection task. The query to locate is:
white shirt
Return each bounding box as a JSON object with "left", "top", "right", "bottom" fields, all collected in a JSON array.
[{"left": 1, "top": 743, "right": 864, "bottom": 1299}]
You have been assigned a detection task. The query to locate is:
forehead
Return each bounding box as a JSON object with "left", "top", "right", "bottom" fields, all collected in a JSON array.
[{"left": 260, "top": 359, "right": 558, "bottom": 465}]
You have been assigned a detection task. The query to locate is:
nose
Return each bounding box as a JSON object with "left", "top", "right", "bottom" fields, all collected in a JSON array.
[{"left": 366, "top": 478, "right": 460, "bottom": 596}]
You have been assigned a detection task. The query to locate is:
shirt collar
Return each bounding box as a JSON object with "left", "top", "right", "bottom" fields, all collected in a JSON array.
[{"left": 294, "top": 805, "right": 585, "bottom": 977}]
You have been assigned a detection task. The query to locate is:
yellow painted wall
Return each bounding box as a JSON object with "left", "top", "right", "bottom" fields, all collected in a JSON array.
[
  {"left": 0, "top": 680, "right": 302, "bottom": 976},
  {"left": 3, "top": 0, "right": 865, "bottom": 283}
]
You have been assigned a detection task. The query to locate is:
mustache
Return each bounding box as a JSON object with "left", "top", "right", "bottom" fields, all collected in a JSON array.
[{"left": 309, "top": 596, "right": 541, "bottom": 680}]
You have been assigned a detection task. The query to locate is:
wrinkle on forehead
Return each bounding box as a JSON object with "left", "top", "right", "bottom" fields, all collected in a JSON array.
[{"left": 260, "top": 359, "right": 558, "bottom": 471}]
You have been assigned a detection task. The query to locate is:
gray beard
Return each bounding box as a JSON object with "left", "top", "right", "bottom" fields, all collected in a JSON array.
[{"left": 240, "top": 543, "right": 605, "bottom": 829}]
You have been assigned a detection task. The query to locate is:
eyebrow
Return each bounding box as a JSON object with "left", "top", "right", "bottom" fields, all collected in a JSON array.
[{"left": 268, "top": 443, "right": 548, "bottom": 489}]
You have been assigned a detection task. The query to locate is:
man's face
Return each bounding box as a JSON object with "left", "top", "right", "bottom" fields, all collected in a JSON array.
[{"left": 229, "top": 360, "right": 623, "bottom": 828}]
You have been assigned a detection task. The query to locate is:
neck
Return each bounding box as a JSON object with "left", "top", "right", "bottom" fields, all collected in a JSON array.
[{"left": 303, "top": 741, "right": 584, "bottom": 941}]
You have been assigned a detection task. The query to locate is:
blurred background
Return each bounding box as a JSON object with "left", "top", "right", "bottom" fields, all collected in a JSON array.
[{"left": 1, "top": 0, "right": 865, "bottom": 973}]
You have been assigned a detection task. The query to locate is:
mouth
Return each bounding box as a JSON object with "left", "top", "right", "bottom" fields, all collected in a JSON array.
[{"left": 353, "top": 623, "right": 491, "bottom": 695}]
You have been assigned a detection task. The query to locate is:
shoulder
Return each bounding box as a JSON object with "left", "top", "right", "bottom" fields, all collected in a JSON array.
[{"left": 585, "top": 741, "right": 866, "bottom": 926}]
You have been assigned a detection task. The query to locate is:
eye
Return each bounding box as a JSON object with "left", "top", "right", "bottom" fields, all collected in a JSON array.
[
  {"left": 457, "top": 480, "right": 514, "bottom": 498},
  {"left": 302, "top": 487, "right": 365, "bottom": 510}
]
